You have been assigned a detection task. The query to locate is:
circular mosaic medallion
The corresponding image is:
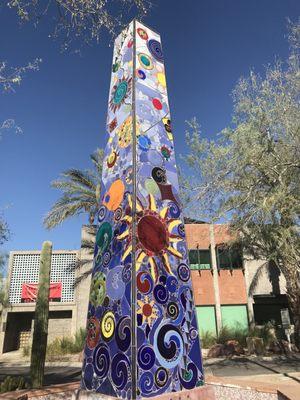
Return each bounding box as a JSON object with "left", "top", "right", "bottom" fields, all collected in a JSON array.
[
  {"left": 138, "top": 53, "right": 153, "bottom": 70},
  {"left": 96, "top": 222, "right": 112, "bottom": 253},
  {"left": 107, "top": 150, "right": 118, "bottom": 168},
  {"left": 93, "top": 344, "right": 110, "bottom": 378},
  {"left": 138, "top": 135, "right": 151, "bottom": 151},
  {"left": 147, "top": 39, "right": 164, "bottom": 62},
  {"left": 161, "top": 145, "right": 171, "bottom": 160},
  {"left": 136, "top": 69, "right": 146, "bottom": 80},
  {"left": 98, "top": 205, "right": 107, "bottom": 222},
  {"left": 152, "top": 167, "right": 167, "bottom": 184},
  {"left": 113, "top": 81, "right": 128, "bottom": 105},
  {"left": 101, "top": 311, "right": 115, "bottom": 341},
  {"left": 87, "top": 316, "right": 100, "bottom": 349},
  {"left": 89, "top": 271, "right": 106, "bottom": 307},
  {"left": 152, "top": 98, "right": 163, "bottom": 110},
  {"left": 137, "top": 27, "right": 148, "bottom": 40},
  {"left": 177, "top": 263, "right": 191, "bottom": 282},
  {"left": 155, "top": 367, "right": 168, "bottom": 388},
  {"left": 103, "top": 179, "right": 125, "bottom": 211}
]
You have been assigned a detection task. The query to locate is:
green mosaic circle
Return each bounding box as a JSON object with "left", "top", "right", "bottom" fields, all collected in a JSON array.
[{"left": 113, "top": 81, "right": 128, "bottom": 105}]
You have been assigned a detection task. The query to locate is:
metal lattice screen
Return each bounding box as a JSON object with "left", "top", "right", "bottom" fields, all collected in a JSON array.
[{"left": 9, "top": 252, "right": 77, "bottom": 304}]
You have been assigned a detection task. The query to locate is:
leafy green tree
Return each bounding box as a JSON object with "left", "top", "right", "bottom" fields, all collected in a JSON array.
[
  {"left": 44, "top": 148, "right": 104, "bottom": 229},
  {"left": 30, "top": 241, "right": 52, "bottom": 388},
  {"left": 185, "top": 20, "right": 300, "bottom": 346}
]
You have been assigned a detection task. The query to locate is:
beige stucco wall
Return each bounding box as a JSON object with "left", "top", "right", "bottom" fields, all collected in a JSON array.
[
  {"left": 1, "top": 249, "right": 79, "bottom": 354},
  {"left": 245, "top": 258, "right": 287, "bottom": 297},
  {"left": 48, "top": 317, "right": 72, "bottom": 343},
  {"left": 74, "top": 225, "right": 95, "bottom": 332},
  {"left": 243, "top": 258, "right": 287, "bottom": 325}
]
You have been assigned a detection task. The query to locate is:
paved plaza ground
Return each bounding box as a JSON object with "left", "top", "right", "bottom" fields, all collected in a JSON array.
[
  {"left": 0, "top": 352, "right": 299, "bottom": 399},
  {"left": 0, "top": 353, "right": 299, "bottom": 394}
]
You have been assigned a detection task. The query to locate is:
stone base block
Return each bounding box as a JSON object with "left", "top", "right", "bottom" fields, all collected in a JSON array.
[
  {"left": 2, "top": 381, "right": 287, "bottom": 400},
  {"left": 73, "top": 386, "right": 215, "bottom": 400}
]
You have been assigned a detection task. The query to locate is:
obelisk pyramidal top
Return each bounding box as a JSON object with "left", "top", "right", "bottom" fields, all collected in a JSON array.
[{"left": 80, "top": 20, "right": 204, "bottom": 399}]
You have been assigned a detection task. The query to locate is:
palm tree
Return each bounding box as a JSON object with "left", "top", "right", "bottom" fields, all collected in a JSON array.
[{"left": 44, "top": 148, "right": 104, "bottom": 229}]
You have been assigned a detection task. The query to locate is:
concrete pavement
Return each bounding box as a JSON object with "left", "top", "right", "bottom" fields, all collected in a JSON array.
[{"left": 0, "top": 354, "right": 299, "bottom": 399}]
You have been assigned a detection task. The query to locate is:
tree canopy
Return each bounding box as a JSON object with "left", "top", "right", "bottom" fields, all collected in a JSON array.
[
  {"left": 184, "top": 19, "right": 300, "bottom": 344},
  {"left": 8, "top": 0, "right": 150, "bottom": 51}
]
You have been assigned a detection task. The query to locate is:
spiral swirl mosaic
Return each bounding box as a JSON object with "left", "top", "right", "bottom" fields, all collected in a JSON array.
[
  {"left": 101, "top": 311, "right": 115, "bottom": 341},
  {"left": 147, "top": 39, "right": 164, "bottom": 62},
  {"left": 81, "top": 21, "right": 203, "bottom": 399}
]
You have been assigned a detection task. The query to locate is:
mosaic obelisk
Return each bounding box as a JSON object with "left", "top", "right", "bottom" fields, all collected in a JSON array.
[{"left": 81, "top": 20, "right": 204, "bottom": 399}]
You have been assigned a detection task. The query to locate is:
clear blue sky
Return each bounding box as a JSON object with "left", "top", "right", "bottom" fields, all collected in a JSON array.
[{"left": 1, "top": 0, "right": 299, "bottom": 254}]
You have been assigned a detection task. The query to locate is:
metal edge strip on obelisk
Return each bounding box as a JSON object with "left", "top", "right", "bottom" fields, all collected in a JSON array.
[{"left": 131, "top": 18, "right": 138, "bottom": 400}]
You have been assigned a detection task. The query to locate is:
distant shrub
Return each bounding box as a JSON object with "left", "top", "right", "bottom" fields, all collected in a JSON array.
[
  {"left": 217, "top": 325, "right": 248, "bottom": 346},
  {"left": 0, "top": 376, "right": 29, "bottom": 393},
  {"left": 46, "top": 328, "right": 87, "bottom": 358},
  {"left": 22, "top": 328, "right": 87, "bottom": 361},
  {"left": 22, "top": 345, "right": 30, "bottom": 357},
  {"left": 73, "top": 327, "right": 86, "bottom": 352},
  {"left": 60, "top": 337, "right": 74, "bottom": 353},
  {"left": 46, "top": 338, "right": 64, "bottom": 357},
  {"left": 248, "top": 321, "right": 276, "bottom": 347},
  {"left": 200, "top": 331, "right": 217, "bottom": 348}
]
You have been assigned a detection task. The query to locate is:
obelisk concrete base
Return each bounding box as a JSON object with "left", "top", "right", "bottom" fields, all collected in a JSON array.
[{"left": 73, "top": 386, "right": 215, "bottom": 400}]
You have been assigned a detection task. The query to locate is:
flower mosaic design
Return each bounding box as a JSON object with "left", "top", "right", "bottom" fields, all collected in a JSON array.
[
  {"left": 117, "top": 194, "right": 183, "bottom": 281},
  {"left": 116, "top": 116, "right": 132, "bottom": 148},
  {"left": 137, "top": 297, "right": 158, "bottom": 325},
  {"left": 109, "top": 76, "right": 132, "bottom": 113}
]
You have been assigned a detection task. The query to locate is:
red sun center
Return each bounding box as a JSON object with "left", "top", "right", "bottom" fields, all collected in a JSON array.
[
  {"left": 142, "top": 303, "right": 152, "bottom": 317},
  {"left": 137, "top": 215, "right": 168, "bottom": 254}
]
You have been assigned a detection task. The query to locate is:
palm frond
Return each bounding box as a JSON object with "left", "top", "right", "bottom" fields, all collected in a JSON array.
[
  {"left": 44, "top": 197, "right": 97, "bottom": 229},
  {"left": 45, "top": 148, "right": 103, "bottom": 229},
  {"left": 74, "top": 267, "right": 93, "bottom": 287},
  {"left": 50, "top": 180, "right": 96, "bottom": 195},
  {"left": 90, "top": 148, "right": 104, "bottom": 176},
  {"left": 56, "top": 169, "right": 97, "bottom": 191}
]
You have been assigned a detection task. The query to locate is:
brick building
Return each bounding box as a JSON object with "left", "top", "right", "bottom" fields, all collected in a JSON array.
[
  {"left": 187, "top": 223, "right": 249, "bottom": 336},
  {"left": 0, "top": 223, "right": 290, "bottom": 354}
]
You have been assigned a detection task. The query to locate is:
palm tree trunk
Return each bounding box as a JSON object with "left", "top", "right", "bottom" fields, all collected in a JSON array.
[{"left": 30, "top": 241, "right": 52, "bottom": 388}]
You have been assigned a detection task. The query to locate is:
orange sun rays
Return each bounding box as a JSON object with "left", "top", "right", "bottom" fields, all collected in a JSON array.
[{"left": 117, "top": 194, "right": 183, "bottom": 281}]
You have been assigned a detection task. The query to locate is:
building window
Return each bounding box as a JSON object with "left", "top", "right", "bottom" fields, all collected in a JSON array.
[
  {"left": 196, "top": 305, "right": 217, "bottom": 336},
  {"left": 216, "top": 244, "right": 243, "bottom": 270},
  {"left": 189, "top": 249, "right": 211, "bottom": 270},
  {"left": 221, "top": 305, "right": 249, "bottom": 331}
]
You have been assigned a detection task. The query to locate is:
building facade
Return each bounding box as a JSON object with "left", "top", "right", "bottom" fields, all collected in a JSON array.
[
  {"left": 0, "top": 250, "right": 79, "bottom": 354},
  {"left": 0, "top": 223, "right": 290, "bottom": 354}
]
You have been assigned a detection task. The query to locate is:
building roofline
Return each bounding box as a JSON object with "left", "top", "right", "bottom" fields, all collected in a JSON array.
[{"left": 9, "top": 250, "right": 79, "bottom": 255}]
